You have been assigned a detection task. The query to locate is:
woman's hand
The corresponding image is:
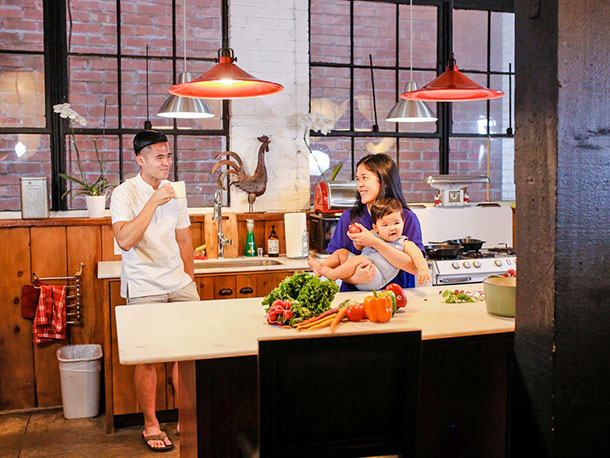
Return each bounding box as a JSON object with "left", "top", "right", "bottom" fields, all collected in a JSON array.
[
  {"left": 347, "top": 222, "right": 378, "bottom": 248},
  {"left": 348, "top": 261, "right": 376, "bottom": 284}
]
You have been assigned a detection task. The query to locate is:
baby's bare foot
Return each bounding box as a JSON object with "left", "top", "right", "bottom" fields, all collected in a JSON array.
[{"left": 308, "top": 255, "right": 322, "bottom": 276}]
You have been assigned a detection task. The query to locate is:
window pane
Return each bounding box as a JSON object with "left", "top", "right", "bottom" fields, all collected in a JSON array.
[
  {"left": 490, "top": 74, "right": 514, "bottom": 135},
  {"left": 121, "top": 57, "right": 174, "bottom": 130},
  {"left": 396, "top": 70, "right": 438, "bottom": 134},
  {"left": 309, "top": 136, "right": 352, "bottom": 200},
  {"left": 122, "top": 135, "right": 142, "bottom": 180},
  {"left": 121, "top": 0, "right": 173, "bottom": 55},
  {"left": 311, "top": 66, "right": 350, "bottom": 131},
  {"left": 490, "top": 12, "right": 514, "bottom": 72},
  {"left": 353, "top": 1, "right": 396, "bottom": 67},
  {"left": 451, "top": 72, "right": 487, "bottom": 134},
  {"left": 398, "top": 138, "right": 439, "bottom": 204},
  {"left": 176, "top": 0, "right": 222, "bottom": 58},
  {"left": 398, "top": 4, "right": 437, "bottom": 69},
  {"left": 69, "top": 56, "right": 119, "bottom": 129},
  {"left": 448, "top": 137, "right": 513, "bottom": 202},
  {"left": 453, "top": 9, "right": 487, "bottom": 71},
  {"left": 0, "top": 0, "right": 43, "bottom": 51},
  {"left": 0, "top": 55, "right": 45, "bottom": 128},
  {"left": 354, "top": 68, "right": 395, "bottom": 133},
  {"left": 177, "top": 135, "right": 225, "bottom": 207},
  {"left": 310, "top": 0, "right": 350, "bottom": 64},
  {"left": 67, "top": 0, "right": 117, "bottom": 54},
  {"left": 174, "top": 59, "right": 223, "bottom": 131},
  {"left": 0, "top": 134, "right": 51, "bottom": 211},
  {"left": 66, "top": 135, "right": 120, "bottom": 210}
]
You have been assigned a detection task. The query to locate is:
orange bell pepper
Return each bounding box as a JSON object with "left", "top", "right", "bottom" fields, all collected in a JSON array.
[{"left": 363, "top": 290, "right": 393, "bottom": 323}]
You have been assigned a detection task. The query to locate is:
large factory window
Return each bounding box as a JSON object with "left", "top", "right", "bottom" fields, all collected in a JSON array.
[{"left": 309, "top": 0, "right": 515, "bottom": 204}]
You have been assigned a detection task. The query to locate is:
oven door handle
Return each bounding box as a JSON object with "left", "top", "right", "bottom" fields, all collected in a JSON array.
[{"left": 437, "top": 276, "right": 472, "bottom": 284}]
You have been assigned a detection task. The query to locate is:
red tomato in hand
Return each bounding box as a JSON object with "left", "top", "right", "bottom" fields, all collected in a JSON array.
[
  {"left": 348, "top": 224, "right": 362, "bottom": 234},
  {"left": 345, "top": 303, "right": 365, "bottom": 322},
  {"left": 384, "top": 283, "right": 407, "bottom": 308}
]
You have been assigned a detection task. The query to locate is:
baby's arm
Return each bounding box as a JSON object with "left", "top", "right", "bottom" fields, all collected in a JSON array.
[{"left": 403, "top": 240, "right": 431, "bottom": 286}]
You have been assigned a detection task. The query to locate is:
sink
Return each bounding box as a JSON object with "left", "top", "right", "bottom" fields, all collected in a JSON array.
[{"left": 194, "top": 259, "right": 283, "bottom": 269}]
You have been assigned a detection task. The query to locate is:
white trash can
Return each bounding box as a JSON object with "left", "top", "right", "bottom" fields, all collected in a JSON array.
[{"left": 56, "top": 344, "right": 103, "bottom": 419}]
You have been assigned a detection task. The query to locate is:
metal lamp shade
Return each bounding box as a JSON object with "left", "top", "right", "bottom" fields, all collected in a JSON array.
[
  {"left": 386, "top": 82, "right": 437, "bottom": 123},
  {"left": 402, "top": 58, "right": 505, "bottom": 102},
  {"left": 169, "top": 54, "right": 284, "bottom": 99},
  {"left": 157, "top": 72, "right": 215, "bottom": 119}
]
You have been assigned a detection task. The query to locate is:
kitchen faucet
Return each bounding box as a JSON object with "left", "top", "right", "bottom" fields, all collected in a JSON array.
[{"left": 213, "top": 190, "right": 232, "bottom": 258}]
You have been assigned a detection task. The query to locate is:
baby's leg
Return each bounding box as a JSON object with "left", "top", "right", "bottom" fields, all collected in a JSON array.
[
  {"left": 318, "top": 254, "right": 370, "bottom": 282},
  {"left": 308, "top": 249, "right": 351, "bottom": 277}
]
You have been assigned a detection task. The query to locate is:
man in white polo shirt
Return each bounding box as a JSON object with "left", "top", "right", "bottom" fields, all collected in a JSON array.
[{"left": 110, "top": 129, "right": 199, "bottom": 453}]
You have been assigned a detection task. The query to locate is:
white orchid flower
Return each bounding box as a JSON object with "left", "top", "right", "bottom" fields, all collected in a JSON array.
[{"left": 53, "top": 103, "right": 88, "bottom": 125}]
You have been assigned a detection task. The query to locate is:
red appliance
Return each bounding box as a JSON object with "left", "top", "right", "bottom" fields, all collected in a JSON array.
[{"left": 313, "top": 181, "right": 358, "bottom": 213}]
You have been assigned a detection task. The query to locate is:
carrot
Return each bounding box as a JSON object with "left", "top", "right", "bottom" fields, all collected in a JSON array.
[
  {"left": 298, "top": 315, "right": 336, "bottom": 331},
  {"left": 298, "top": 309, "right": 338, "bottom": 327},
  {"left": 330, "top": 307, "right": 347, "bottom": 333},
  {"left": 306, "top": 316, "right": 336, "bottom": 330}
]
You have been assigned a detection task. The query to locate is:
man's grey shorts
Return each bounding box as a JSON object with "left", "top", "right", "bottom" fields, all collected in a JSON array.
[{"left": 127, "top": 281, "right": 200, "bottom": 305}]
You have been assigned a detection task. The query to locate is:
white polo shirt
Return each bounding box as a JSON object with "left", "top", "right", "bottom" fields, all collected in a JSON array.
[{"left": 110, "top": 173, "right": 192, "bottom": 298}]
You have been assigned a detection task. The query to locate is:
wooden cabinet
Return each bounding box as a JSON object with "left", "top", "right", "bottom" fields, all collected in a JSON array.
[{"left": 104, "top": 268, "right": 301, "bottom": 432}]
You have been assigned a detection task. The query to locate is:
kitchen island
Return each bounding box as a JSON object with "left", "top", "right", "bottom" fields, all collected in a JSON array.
[{"left": 115, "top": 284, "right": 514, "bottom": 457}]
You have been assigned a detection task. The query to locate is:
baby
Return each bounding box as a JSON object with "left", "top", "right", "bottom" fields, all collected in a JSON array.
[{"left": 308, "top": 198, "right": 431, "bottom": 289}]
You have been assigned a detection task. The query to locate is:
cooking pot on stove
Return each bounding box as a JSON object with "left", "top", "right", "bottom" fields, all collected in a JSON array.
[
  {"left": 446, "top": 237, "right": 485, "bottom": 251},
  {"left": 424, "top": 243, "right": 462, "bottom": 259}
]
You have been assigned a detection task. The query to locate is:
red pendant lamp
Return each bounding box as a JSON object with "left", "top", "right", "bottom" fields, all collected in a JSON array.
[
  {"left": 402, "top": 0, "right": 504, "bottom": 102},
  {"left": 169, "top": 48, "right": 284, "bottom": 99},
  {"left": 401, "top": 54, "right": 504, "bottom": 102}
]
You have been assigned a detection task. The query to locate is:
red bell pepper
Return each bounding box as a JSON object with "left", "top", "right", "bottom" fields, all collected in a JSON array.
[{"left": 384, "top": 283, "right": 407, "bottom": 308}]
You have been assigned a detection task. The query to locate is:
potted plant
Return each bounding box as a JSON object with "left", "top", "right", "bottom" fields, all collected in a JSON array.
[
  {"left": 54, "top": 103, "right": 114, "bottom": 217},
  {"left": 299, "top": 112, "right": 342, "bottom": 181}
]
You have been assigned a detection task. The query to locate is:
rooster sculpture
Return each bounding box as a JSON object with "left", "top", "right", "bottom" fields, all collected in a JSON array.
[{"left": 211, "top": 135, "right": 270, "bottom": 212}]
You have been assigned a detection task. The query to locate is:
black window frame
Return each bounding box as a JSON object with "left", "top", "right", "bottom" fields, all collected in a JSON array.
[
  {"left": 308, "top": 0, "right": 514, "bottom": 177},
  {"left": 0, "top": 0, "right": 230, "bottom": 211}
]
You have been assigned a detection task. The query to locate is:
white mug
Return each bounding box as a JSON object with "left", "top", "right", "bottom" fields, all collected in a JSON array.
[{"left": 170, "top": 181, "right": 186, "bottom": 199}]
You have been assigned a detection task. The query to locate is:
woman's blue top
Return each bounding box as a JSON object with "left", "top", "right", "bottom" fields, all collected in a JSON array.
[{"left": 326, "top": 207, "right": 425, "bottom": 291}]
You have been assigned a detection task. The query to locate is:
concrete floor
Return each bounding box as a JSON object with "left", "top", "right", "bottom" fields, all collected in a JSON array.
[{"left": 0, "top": 409, "right": 179, "bottom": 457}]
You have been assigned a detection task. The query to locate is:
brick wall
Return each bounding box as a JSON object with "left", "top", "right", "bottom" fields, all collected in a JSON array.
[{"left": 228, "top": 0, "right": 310, "bottom": 212}]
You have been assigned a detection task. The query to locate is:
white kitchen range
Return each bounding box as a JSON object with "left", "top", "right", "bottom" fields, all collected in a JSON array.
[{"left": 426, "top": 245, "right": 516, "bottom": 286}]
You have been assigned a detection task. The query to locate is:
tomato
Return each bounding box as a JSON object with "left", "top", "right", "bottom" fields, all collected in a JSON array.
[
  {"left": 384, "top": 283, "right": 407, "bottom": 309},
  {"left": 345, "top": 303, "right": 365, "bottom": 322},
  {"left": 348, "top": 224, "right": 362, "bottom": 234}
]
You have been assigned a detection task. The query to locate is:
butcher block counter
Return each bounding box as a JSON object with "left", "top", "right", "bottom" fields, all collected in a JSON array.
[
  {"left": 114, "top": 285, "right": 514, "bottom": 458},
  {"left": 114, "top": 285, "right": 514, "bottom": 364}
]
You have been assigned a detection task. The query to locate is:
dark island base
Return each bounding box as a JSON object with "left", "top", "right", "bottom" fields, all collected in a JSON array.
[{"left": 179, "top": 333, "right": 513, "bottom": 458}]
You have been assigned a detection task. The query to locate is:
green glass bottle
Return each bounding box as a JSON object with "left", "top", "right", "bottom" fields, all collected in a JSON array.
[{"left": 244, "top": 219, "right": 256, "bottom": 257}]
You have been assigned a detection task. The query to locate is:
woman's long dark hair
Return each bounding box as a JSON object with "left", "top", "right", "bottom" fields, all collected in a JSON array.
[{"left": 351, "top": 153, "right": 409, "bottom": 221}]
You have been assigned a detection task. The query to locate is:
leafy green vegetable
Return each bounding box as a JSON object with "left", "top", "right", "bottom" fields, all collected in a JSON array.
[{"left": 262, "top": 271, "right": 339, "bottom": 326}]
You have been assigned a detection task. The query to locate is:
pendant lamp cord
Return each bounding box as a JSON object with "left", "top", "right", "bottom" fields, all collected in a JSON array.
[
  {"left": 409, "top": 0, "right": 413, "bottom": 82},
  {"left": 369, "top": 54, "right": 379, "bottom": 132},
  {"left": 145, "top": 45, "right": 151, "bottom": 130},
  {"left": 183, "top": 0, "right": 188, "bottom": 73}
]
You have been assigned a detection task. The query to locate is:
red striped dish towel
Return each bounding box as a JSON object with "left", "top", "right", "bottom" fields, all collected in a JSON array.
[{"left": 33, "top": 285, "right": 67, "bottom": 344}]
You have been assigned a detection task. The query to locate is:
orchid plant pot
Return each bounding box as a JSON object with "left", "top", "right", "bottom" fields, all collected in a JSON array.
[{"left": 85, "top": 194, "right": 108, "bottom": 218}]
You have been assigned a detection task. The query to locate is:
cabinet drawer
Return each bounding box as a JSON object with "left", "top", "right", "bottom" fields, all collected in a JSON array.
[
  {"left": 236, "top": 274, "right": 257, "bottom": 298},
  {"left": 214, "top": 276, "right": 236, "bottom": 299}
]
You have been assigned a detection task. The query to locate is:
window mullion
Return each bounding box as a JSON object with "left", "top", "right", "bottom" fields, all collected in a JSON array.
[{"left": 43, "top": 0, "right": 69, "bottom": 211}]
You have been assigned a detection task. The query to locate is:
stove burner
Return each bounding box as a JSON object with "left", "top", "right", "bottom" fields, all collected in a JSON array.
[
  {"left": 461, "top": 250, "right": 495, "bottom": 259},
  {"left": 488, "top": 247, "right": 517, "bottom": 256}
]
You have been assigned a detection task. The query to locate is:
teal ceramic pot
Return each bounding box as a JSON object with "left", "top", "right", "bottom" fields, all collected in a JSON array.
[{"left": 483, "top": 275, "right": 516, "bottom": 317}]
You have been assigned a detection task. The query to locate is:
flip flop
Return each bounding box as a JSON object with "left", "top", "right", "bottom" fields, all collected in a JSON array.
[{"left": 142, "top": 430, "right": 174, "bottom": 453}]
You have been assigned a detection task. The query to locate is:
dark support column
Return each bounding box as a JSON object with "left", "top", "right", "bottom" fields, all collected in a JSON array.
[{"left": 513, "top": 0, "right": 610, "bottom": 456}]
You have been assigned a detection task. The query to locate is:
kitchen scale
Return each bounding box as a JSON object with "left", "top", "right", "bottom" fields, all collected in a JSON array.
[{"left": 427, "top": 175, "right": 490, "bottom": 206}]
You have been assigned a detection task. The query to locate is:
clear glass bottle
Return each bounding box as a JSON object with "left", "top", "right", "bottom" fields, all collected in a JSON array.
[
  {"left": 301, "top": 228, "right": 309, "bottom": 258},
  {"left": 267, "top": 225, "right": 280, "bottom": 257},
  {"left": 244, "top": 219, "right": 256, "bottom": 257}
]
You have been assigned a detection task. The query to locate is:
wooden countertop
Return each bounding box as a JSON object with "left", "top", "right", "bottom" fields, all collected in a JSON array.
[{"left": 115, "top": 285, "right": 514, "bottom": 365}]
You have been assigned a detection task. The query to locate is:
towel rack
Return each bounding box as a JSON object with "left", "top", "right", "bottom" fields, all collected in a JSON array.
[{"left": 32, "top": 263, "right": 84, "bottom": 326}]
